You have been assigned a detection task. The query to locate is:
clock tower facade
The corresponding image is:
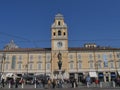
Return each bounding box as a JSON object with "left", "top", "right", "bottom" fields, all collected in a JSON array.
[
  {"left": 51, "top": 13, "right": 68, "bottom": 51},
  {"left": 51, "top": 14, "right": 69, "bottom": 78}
]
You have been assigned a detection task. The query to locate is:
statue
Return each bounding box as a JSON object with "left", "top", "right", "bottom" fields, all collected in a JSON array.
[{"left": 57, "top": 52, "right": 62, "bottom": 70}]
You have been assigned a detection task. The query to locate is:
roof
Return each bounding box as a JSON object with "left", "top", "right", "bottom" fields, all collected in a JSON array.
[
  {"left": 68, "top": 47, "right": 120, "bottom": 51},
  {"left": 0, "top": 47, "right": 120, "bottom": 53}
]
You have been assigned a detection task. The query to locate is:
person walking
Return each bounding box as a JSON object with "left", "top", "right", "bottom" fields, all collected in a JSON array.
[
  {"left": 15, "top": 78, "right": 19, "bottom": 88},
  {"left": 52, "top": 79, "right": 56, "bottom": 88},
  {"left": 1, "top": 78, "right": 5, "bottom": 88},
  {"left": 47, "top": 78, "right": 51, "bottom": 89},
  {"left": 95, "top": 78, "right": 99, "bottom": 87}
]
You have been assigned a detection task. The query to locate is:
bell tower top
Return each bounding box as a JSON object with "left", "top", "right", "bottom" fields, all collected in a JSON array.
[
  {"left": 55, "top": 13, "right": 64, "bottom": 20},
  {"left": 51, "top": 13, "right": 67, "bottom": 29},
  {"left": 51, "top": 13, "right": 68, "bottom": 51}
]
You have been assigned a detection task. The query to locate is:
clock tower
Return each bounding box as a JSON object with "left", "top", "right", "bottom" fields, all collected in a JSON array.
[{"left": 51, "top": 13, "right": 68, "bottom": 51}]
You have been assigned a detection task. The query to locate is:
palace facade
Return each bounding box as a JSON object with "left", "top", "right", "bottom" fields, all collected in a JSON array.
[{"left": 0, "top": 14, "right": 120, "bottom": 82}]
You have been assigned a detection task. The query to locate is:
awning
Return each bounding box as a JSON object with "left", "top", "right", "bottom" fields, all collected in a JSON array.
[
  {"left": 118, "top": 71, "right": 120, "bottom": 75},
  {"left": 111, "top": 72, "right": 116, "bottom": 77},
  {"left": 89, "top": 72, "right": 97, "bottom": 77},
  {"left": 6, "top": 73, "right": 19, "bottom": 78}
]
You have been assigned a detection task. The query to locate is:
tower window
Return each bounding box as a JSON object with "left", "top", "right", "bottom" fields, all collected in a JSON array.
[
  {"left": 53, "top": 32, "right": 56, "bottom": 36},
  {"left": 58, "top": 30, "right": 61, "bottom": 36},
  {"left": 63, "top": 32, "right": 66, "bottom": 36},
  {"left": 58, "top": 21, "right": 61, "bottom": 25}
]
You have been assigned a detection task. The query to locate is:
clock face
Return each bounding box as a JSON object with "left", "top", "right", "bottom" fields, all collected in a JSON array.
[{"left": 57, "top": 41, "right": 63, "bottom": 48}]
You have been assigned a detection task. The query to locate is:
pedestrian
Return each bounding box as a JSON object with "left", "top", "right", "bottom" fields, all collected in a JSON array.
[
  {"left": 15, "top": 78, "right": 18, "bottom": 88},
  {"left": 19, "top": 78, "right": 24, "bottom": 88},
  {"left": 1, "top": 78, "right": 5, "bottom": 88},
  {"left": 47, "top": 78, "right": 51, "bottom": 89},
  {"left": 86, "top": 76, "right": 91, "bottom": 87},
  {"left": 75, "top": 79, "right": 78, "bottom": 87},
  {"left": 52, "top": 79, "right": 56, "bottom": 88},
  {"left": 10, "top": 78, "right": 14, "bottom": 88},
  {"left": 71, "top": 78, "right": 74, "bottom": 88},
  {"left": 95, "top": 78, "right": 99, "bottom": 87}
]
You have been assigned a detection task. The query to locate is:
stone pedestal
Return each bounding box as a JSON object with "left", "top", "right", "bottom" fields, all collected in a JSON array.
[{"left": 58, "top": 70, "right": 62, "bottom": 79}]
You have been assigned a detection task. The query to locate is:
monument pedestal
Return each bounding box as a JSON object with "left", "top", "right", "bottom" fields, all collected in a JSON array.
[{"left": 58, "top": 70, "right": 62, "bottom": 79}]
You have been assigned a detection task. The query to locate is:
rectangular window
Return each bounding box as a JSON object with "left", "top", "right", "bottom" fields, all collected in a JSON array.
[
  {"left": 118, "top": 62, "right": 120, "bottom": 68},
  {"left": 77, "top": 54, "right": 81, "bottom": 59},
  {"left": 89, "top": 62, "right": 93, "bottom": 68},
  {"left": 103, "top": 54, "right": 108, "bottom": 67},
  {"left": 38, "top": 55, "right": 41, "bottom": 61},
  {"left": 6, "top": 55, "right": 9, "bottom": 61},
  {"left": 38, "top": 63, "right": 42, "bottom": 70},
  {"left": 78, "top": 63, "right": 82, "bottom": 69},
  {"left": 97, "top": 54, "right": 101, "bottom": 59},
  {"left": 46, "top": 63, "right": 50, "bottom": 70},
  {"left": 5, "top": 63, "right": 9, "bottom": 70},
  {"left": 11, "top": 56, "right": 16, "bottom": 69},
  {"left": 19, "top": 55, "right": 22, "bottom": 61},
  {"left": 117, "top": 53, "right": 120, "bottom": 58},
  {"left": 29, "top": 64, "right": 33, "bottom": 70},
  {"left": 29, "top": 55, "right": 33, "bottom": 62},
  {"left": 46, "top": 55, "right": 51, "bottom": 62},
  {"left": 110, "top": 62, "right": 114, "bottom": 68},
  {"left": 109, "top": 54, "right": 112, "bottom": 58},
  {"left": 70, "top": 63, "right": 74, "bottom": 69},
  {"left": 69, "top": 55, "right": 73, "bottom": 59},
  {"left": 18, "top": 63, "right": 22, "bottom": 70},
  {"left": 89, "top": 54, "right": 93, "bottom": 59},
  {"left": 98, "top": 63, "right": 101, "bottom": 68}
]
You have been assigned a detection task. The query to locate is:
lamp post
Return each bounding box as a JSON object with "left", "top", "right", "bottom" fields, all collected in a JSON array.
[
  {"left": 95, "top": 61, "right": 98, "bottom": 77},
  {"left": 2, "top": 53, "right": 6, "bottom": 75}
]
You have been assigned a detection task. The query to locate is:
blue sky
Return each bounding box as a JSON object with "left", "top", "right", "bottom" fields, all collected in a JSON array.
[{"left": 0, "top": 0, "right": 120, "bottom": 49}]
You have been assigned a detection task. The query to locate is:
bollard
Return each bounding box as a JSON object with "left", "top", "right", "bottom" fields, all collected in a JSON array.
[
  {"left": 113, "top": 81, "right": 115, "bottom": 88},
  {"left": 100, "top": 82, "right": 102, "bottom": 88},
  {"left": 74, "top": 82, "right": 76, "bottom": 88},
  {"left": 87, "top": 82, "right": 89, "bottom": 88},
  {"left": 35, "top": 82, "right": 36, "bottom": 88},
  {"left": 9, "top": 82, "right": 11, "bottom": 88},
  {"left": 34, "top": 77, "right": 37, "bottom": 88},
  {"left": 22, "top": 83, "right": 24, "bottom": 88}
]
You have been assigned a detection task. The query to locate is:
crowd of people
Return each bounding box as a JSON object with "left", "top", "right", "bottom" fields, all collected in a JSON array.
[{"left": 0, "top": 75, "right": 120, "bottom": 88}]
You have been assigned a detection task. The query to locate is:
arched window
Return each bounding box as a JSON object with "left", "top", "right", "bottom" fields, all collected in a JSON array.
[
  {"left": 53, "top": 32, "right": 56, "bottom": 36},
  {"left": 58, "top": 21, "right": 61, "bottom": 25},
  {"left": 63, "top": 32, "right": 66, "bottom": 36},
  {"left": 11, "top": 55, "right": 16, "bottom": 69},
  {"left": 58, "top": 30, "right": 61, "bottom": 36}
]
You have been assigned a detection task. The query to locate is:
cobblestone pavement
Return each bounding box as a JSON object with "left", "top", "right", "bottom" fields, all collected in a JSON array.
[
  {"left": 0, "top": 82, "right": 120, "bottom": 90},
  {"left": 0, "top": 87, "right": 120, "bottom": 90}
]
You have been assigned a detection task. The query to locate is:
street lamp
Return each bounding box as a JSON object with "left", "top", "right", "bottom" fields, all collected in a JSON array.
[
  {"left": 95, "top": 62, "right": 98, "bottom": 72},
  {"left": 2, "top": 53, "right": 6, "bottom": 75}
]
